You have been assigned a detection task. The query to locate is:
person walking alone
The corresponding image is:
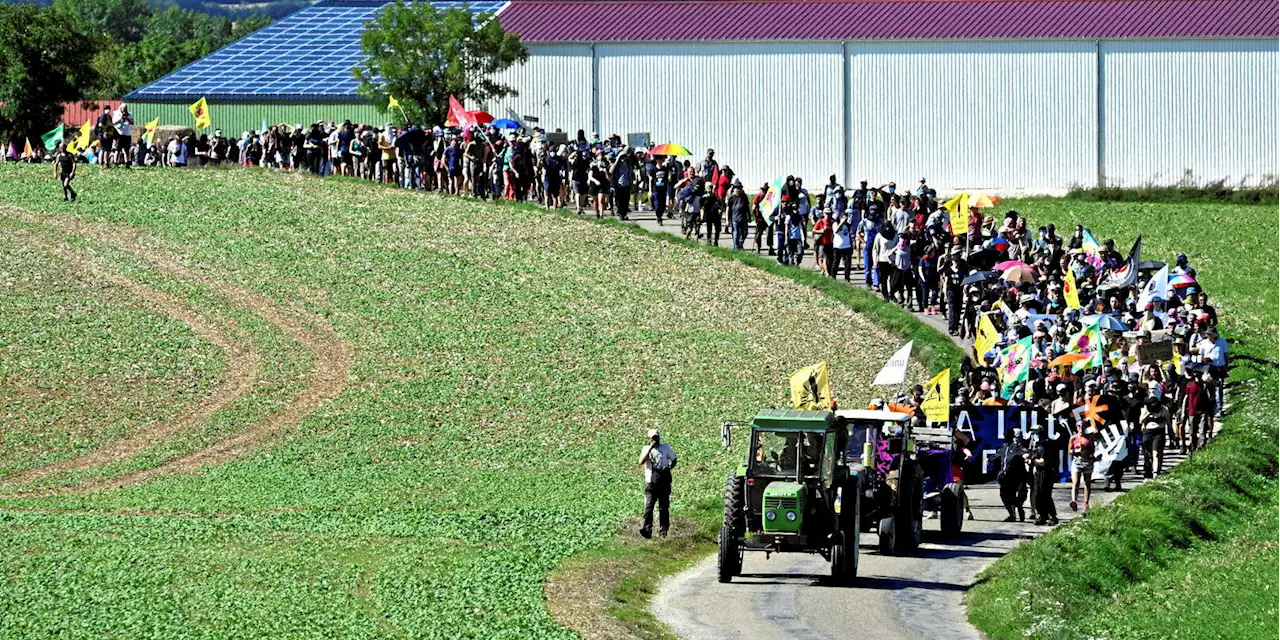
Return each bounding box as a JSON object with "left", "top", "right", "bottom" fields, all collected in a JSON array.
[
  {"left": 54, "top": 143, "right": 76, "bottom": 202},
  {"left": 638, "top": 429, "right": 677, "bottom": 539}
]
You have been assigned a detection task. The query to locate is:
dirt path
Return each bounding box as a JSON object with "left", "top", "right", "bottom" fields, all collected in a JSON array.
[{"left": 0, "top": 208, "right": 353, "bottom": 495}]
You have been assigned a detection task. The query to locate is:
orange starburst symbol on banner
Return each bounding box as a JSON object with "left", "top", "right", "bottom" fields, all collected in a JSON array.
[{"left": 1082, "top": 394, "right": 1109, "bottom": 426}]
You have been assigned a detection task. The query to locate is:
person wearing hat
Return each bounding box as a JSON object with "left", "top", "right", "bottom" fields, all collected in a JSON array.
[
  {"left": 637, "top": 428, "right": 677, "bottom": 539},
  {"left": 995, "top": 425, "right": 1029, "bottom": 522},
  {"left": 727, "top": 179, "right": 751, "bottom": 250}
]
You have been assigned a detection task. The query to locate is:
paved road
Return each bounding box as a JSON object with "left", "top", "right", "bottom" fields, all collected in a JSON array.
[
  {"left": 651, "top": 461, "right": 1171, "bottom": 640},
  {"left": 603, "top": 204, "right": 1190, "bottom": 640}
]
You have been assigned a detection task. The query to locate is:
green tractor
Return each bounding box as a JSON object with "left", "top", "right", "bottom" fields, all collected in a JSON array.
[{"left": 717, "top": 409, "right": 861, "bottom": 584}]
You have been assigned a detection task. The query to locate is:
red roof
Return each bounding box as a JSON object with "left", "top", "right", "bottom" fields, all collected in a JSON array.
[{"left": 497, "top": 0, "right": 1278, "bottom": 43}]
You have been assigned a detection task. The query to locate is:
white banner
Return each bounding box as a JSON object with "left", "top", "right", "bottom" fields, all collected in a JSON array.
[{"left": 873, "top": 341, "right": 913, "bottom": 386}]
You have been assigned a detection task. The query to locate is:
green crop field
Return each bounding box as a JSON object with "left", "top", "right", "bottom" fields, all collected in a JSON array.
[
  {"left": 0, "top": 164, "right": 922, "bottom": 639},
  {"left": 967, "top": 198, "right": 1280, "bottom": 640}
]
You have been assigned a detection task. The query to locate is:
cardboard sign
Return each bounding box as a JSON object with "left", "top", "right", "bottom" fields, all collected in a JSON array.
[{"left": 1137, "top": 340, "right": 1174, "bottom": 365}]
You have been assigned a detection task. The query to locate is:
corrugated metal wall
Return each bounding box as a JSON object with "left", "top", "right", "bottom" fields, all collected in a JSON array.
[
  {"left": 1101, "top": 39, "right": 1278, "bottom": 186},
  {"left": 483, "top": 44, "right": 593, "bottom": 133},
  {"left": 139, "top": 39, "right": 1266, "bottom": 192},
  {"left": 126, "top": 101, "right": 387, "bottom": 137},
  {"left": 596, "top": 42, "right": 843, "bottom": 187},
  {"left": 61, "top": 101, "right": 123, "bottom": 127},
  {"left": 846, "top": 40, "right": 1097, "bottom": 192}
]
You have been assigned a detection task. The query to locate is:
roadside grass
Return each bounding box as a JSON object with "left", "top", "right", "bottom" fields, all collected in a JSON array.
[
  {"left": 0, "top": 228, "right": 226, "bottom": 476},
  {"left": 966, "top": 198, "right": 1279, "bottom": 640},
  {"left": 1066, "top": 178, "right": 1278, "bottom": 206},
  {"left": 0, "top": 163, "right": 932, "bottom": 638}
]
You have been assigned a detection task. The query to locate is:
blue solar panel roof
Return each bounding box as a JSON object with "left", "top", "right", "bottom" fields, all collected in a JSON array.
[{"left": 126, "top": 0, "right": 509, "bottom": 101}]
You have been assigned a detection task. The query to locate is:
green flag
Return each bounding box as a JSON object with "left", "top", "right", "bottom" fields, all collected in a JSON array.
[
  {"left": 996, "top": 336, "right": 1033, "bottom": 398},
  {"left": 39, "top": 123, "right": 64, "bottom": 151}
]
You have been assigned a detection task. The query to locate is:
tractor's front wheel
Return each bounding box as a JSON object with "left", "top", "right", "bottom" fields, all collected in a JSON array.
[
  {"left": 940, "top": 482, "right": 965, "bottom": 537},
  {"left": 884, "top": 460, "right": 923, "bottom": 555},
  {"left": 830, "top": 531, "right": 847, "bottom": 583},
  {"left": 717, "top": 525, "right": 740, "bottom": 583}
]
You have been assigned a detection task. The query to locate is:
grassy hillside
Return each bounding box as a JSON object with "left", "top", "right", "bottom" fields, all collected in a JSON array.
[
  {"left": 967, "top": 198, "right": 1279, "bottom": 640},
  {"left": 0, "top": 164, "right": 924, "bottom": 638}
]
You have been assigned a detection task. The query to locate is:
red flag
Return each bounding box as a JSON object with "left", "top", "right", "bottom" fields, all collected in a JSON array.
[{"left": 448, "top": 96, "right": 474, "bottom": 129}]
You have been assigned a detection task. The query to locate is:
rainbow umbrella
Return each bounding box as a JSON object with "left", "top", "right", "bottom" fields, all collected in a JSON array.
[
  {"left": 648, "top": 142, "right": 692, "bottom": 156},
  {"left": 992, "top": 237, "right": 1011, "bottom": 251},
  {"left": 1169, "top": 273, "right": 1197, "bottom": 289}
]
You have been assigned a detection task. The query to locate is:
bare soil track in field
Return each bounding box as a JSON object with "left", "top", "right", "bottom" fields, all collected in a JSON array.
[{"left": 0, "top": 208, "right": 354, "bottom": 495}]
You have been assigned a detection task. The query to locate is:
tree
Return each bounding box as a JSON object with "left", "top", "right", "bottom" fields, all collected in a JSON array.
[
  {"left": 53, "top": 0, "right": 153, "bottom": 44},
  {"left": 354, "top": 0, "right": 527, "bottom": 125},
  {"left": 0, "top": 3, "right": 100, "bottom": 144}
]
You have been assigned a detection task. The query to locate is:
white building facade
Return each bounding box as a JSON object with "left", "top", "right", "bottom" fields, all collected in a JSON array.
[{"left": 484, "top": 37, "right": 1277, "bottom": 193}]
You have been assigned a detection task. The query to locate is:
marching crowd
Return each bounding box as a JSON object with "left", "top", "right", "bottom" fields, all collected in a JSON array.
[{"left": 19, "top": 113, "right": 1229, "bottom": 526}]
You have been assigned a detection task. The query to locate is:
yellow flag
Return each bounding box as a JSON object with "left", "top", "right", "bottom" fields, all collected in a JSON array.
[
  {"left": 921, "top": 369, "right": 950, "bottom": 423},
  {"left": 1063, "top": 268, "right": 1081, "bottom": 309},
  {"left": 387, "top": 95, "right": 401, "bottom": 111},
  {"left": 1172, "top": 350, "right": 1183, "bottom": 375},
  {"left": 189, "top": 97, "right": 211, "bottom": 130},
  {"left": 68, "top": 120, "right": 92, "bottom": 153},
  {"left": 789, "top": 361, "right": 833, "bottom": 411},
  {"left": 143, "top": 117, "right": 160, "bottom": 144},
  {"left": 974, "top": 313, "right": 1000, "bottom": 364},
  {"left": 943, "top": 192, "right": 969, "bottom": 237}
]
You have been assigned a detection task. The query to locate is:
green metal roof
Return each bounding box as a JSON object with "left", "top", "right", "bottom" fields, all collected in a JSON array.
[{"left": 751, "top": 408, "right": 833, "bottom": 430}]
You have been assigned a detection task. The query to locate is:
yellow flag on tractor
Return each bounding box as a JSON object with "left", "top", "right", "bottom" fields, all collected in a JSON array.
[
  {"left": 189, "top": 97, "right": 211, "bottom": 131},
  {"left": 789, "top": 361, "right": 833, "bottom": 411},
  {"left": 921, "top": 368, "right": 950, "bottom": 424},
  {"left": 67, "top": 120, "right": 92, "bottom": 153},
  {"left": 1063, "top": 268, "right": 1081, "bottom": 309}
]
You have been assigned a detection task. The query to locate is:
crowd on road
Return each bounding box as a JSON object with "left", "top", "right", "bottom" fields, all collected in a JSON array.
[{"left": 14, "top": 113, "right": 1230, "bottom": 529}]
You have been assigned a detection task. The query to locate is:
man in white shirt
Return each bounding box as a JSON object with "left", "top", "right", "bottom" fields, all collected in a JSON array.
[{"left": 637, "top": 428, "right": 677, "bottom": 538}]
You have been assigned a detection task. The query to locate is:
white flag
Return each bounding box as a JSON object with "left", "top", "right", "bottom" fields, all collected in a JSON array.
[
  {"left": 1137, "top": 264, "right": 1170, "bottom": 310},
  {"left": 873, "top": 341, "right": 913, "bottom": 386}
]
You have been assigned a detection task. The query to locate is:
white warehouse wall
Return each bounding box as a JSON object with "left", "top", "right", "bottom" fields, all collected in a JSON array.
[
  {"left": 1101, "top": 39, "right": 1278, "bottom": 187},
  {"left": 846, "top": 40, "right": 1097, "bottom": 192},
  {"left": 487, "top": 39, "right": 1275, "bottom": 193},
  {"left": 484, "top": 44, "right": 593, "bottom": 133},
  {"left": 596, "top": 42, "right": 844, "bottom": 189}
]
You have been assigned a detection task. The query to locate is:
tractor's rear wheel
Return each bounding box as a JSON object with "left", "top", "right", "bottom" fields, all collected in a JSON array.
[
  {"left": 717, "top": 525, "right": 740, "bottom": 583},
  {"left": 724, "top": 473, "right": 745, "bottom": 534},
  {"left": 940, "top": 482, "right": 965, "bottom": 537}
]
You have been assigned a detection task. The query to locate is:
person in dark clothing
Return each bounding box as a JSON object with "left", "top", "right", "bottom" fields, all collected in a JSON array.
[
  {"left": 1031, "top": 426, "right": 1059, "bottom": 526},
  {"left": 701, "top": 187, "right": 722, "bottom": 245},
  {"left": 944, "top": 251, "right": 967, "bottom": 335},
  {"left": 54, "top": 143, "right": 77, "bottom": 201},
  {"left": 995, "top": 428, "right": 1029, "bottom": 521},
  {"left": 610, "top": 149, "right": 633, "bottom": 220},
  {"left": 727, "top": 180, "right": 751, "bottom": 250}
]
